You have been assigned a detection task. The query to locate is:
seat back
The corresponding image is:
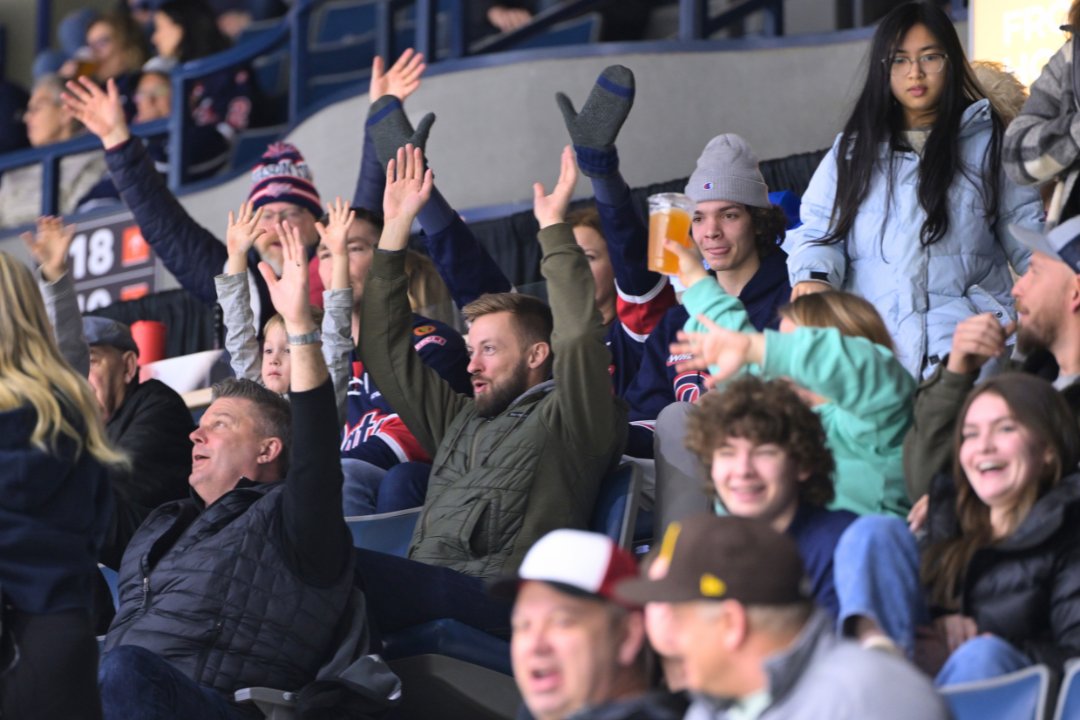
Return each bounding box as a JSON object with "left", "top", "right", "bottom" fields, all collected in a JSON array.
[
  {"left": 346, "top": 507, "right": 422, "bottom": 558},
  {"left": 1054, "top": 659, "right": 1080, "bottom": 720},
  {"left": 589, "top": 462, "right": 642, "bottom": 549},
  {"left": 940, "top": 665, "right": 1050, "bottom": 720}
]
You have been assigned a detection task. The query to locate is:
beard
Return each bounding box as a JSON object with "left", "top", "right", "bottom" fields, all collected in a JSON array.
[
  {"left": 474, "top": 361, "right": 531, "bottom": 418},
  {"left": 1016, "top": 320, "right": 1053, "bottom": 357}
]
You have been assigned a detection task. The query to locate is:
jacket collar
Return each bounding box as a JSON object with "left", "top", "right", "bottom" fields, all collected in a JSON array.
[
  {"left": 740, "top": 249, "right": 790, "bottom": 306},
  {"left": 691, "top": 609, "right": 834, "bottom": 714},
  {"left": 994, "top": 474, "right": 1080, "bottom": 551}
]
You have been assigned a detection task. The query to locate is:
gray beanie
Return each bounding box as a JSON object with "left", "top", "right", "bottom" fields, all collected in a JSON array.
[{"left": 684, "top": 134, "right": 769, "bottom": 207}]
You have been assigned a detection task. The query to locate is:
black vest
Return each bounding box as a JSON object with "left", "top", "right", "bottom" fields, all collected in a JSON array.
[{"left": 105, "top": 483, "right": 353, "bottom": 695}]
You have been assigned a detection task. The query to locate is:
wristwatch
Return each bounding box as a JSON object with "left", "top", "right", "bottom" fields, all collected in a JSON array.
[{"left": 286, "top": 329, "right": 322, "bottom": 346}]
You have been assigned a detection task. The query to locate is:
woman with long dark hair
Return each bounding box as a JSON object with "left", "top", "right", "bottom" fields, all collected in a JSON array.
[
  {"left": 833, "top": 373, "right": 1080, "bottom": 685},
  {"left": 920, "top": 373, "right": 1080, "bottom": 683},
  {"left": 0, "top": 252, "right": 127, "bottom": 718},
  {"left": 784, "top": 1, "right": 1043, "bottom": 379}
]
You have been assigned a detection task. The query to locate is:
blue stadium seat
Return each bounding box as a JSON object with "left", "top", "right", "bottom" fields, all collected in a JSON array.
[
  {"left": 940, "top": 665, "right": 1050, "bottom": 720},
  {"left": 346, "top": 507, "right": 421, "bottom": 557},
  {"left": 589, "top": 462, "right": 641, "bottom": 549},
  {"left": 229, "top": 124, "right": 288, "bottom": 171},
  {"left": 98, "top": 564, "right": 119, "bottom": 611},
  {"left": 1053, "top": 659, "right": 1080, "bottom": 720}
]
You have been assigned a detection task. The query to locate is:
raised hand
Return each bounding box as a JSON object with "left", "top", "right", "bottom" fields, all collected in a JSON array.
[
  {"left": 370, "top": 48, "right": 426, "bottom": 103},
  {"left": 533, "top": 145, "right": 578, "bottom": 229},
  {"left": 225, "top": 202, "right": 266, "bottom": 275},
  {"left": 488, "top": 5, "right": 532, "bottom": 32},
  {"left": 945, "top": 313, "right": 1011, "bottom": 375},
  {"left": 62, "top": 77, "right": 130, "bottom": 149},
  {"left": 22, "top": 216, "right": 75, "bottom": 282},
  {"left": 314, "top": 197, "right": 356, "bottom": 257},
  {"left": 383, "top": 144, "right": 433, "bottom": 225},
  {"left": 258, "top": 220, "right": 313, "bottom": 330},
  {"left": 664, "top": 237, "right": 708, "bottom": 289},
  {"left": 670, "top": 315, "right": 763, "bottom": 385},
  {"left": 555, "top": 65, "right": 635, "bottom": 162}
]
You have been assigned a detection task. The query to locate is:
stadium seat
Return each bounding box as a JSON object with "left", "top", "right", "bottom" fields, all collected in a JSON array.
[
  {"left": 940, "top": 665, "right": 1050, "bottom": 720},
  {"left": 98, "top": 564, "right": 119, "bottom": 610},
  {"left": 589, "top": 461, "right": 642, "bottom": 549},
  {"left": 509, "top": 12, "right": 601, "bottom": 50},
  {"left": 1053, "top": 659, "right": 1080, "bottom": 720},
  {"left": 346, "top": 507, "right": 422, "bottom": 557}
]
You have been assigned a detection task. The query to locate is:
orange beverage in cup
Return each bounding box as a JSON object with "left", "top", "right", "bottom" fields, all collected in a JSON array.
[{"left": 647, "top": 193, "right": 695, "bottom": 275}]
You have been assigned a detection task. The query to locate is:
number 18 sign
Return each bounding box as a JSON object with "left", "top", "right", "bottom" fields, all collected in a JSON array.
[{"left": 68, "top": 211, "right": 156, "bottom": 313}]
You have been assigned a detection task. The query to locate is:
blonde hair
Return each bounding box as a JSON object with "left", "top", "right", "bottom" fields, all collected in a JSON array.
[
  {"left": 971, "top": 60, "right": 1028, "bottom": 126},
  {"left": 261, "top": 306, "right": 325, "bottom": 338},
  {"left": 778, "top": 291, "right": 895, "bottom": 352},
  {"left": 0, "top": 253, "right": 126, "bottom": 467},
  {"left": 405, "top": 250, "right": 454, "bottom": 325}
]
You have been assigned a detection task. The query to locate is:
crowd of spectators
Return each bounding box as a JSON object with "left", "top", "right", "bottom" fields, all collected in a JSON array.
[{"left": 6, "top": 0, "right": 1080, "bottom": 718}]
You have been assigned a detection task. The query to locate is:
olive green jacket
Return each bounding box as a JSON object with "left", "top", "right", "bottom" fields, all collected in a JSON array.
[{"left": 360, "top": 223, "right": 627, "bottom": 578}]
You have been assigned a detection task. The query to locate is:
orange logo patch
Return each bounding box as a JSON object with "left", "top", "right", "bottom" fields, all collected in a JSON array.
[{"left": 413, "top": 325, "right": 436, "bottom": 336}]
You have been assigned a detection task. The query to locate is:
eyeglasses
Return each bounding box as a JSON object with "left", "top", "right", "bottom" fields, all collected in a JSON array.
[
  {"left": 886, "top": 53, "right": 947, "bottom": 76},
  {"left": 258, "top": 208, "right": 309, "bottom": 224},
  {"left": 134, "top": 88, "right": 170, "bottom": 103}
]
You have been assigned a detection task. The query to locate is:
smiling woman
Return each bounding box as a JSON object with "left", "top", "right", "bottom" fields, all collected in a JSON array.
[{"left": 918, "top": 373, "right": 1080, "bottom": 683}]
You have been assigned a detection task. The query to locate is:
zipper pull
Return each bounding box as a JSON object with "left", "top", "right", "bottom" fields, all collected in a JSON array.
[{"left": 142, "top": 576, "right": 149, "bottom": 599}]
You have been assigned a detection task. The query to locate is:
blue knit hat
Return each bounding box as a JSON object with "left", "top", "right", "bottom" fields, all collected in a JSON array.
[{"left": 247, "top": 142, "right": 322, "bottom": 219}]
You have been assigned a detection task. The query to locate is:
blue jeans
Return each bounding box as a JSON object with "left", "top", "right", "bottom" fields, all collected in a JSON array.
[
  {"left": 99, "top": 645, "right": 253, "bottom": 720},
  {"left": 376, "top": 462, "right": 431, "bottom": 513},
  {"left": 354, "top": 549, "right": 511, "bottom": 639},
  {"left": 342, "top": 459, "right": 387, "bottom": 516},
  {"left": 935, "top": 636, "right": 1032, "bottom": 687},
  {"left": 834, "top": 515, "right": 926, "bottom": 656}
]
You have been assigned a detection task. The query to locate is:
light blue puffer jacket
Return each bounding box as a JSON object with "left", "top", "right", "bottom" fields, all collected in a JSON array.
[{"left": 784, "top": 99, "right": 1043, "bottom": 378}]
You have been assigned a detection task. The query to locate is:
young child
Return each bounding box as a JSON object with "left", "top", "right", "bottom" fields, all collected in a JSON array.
[{"left": 215, "top": 199, "right": 354, "bottom": 420}]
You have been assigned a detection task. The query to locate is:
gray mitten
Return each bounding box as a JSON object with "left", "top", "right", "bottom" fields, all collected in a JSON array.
[
  {"left": 366, "top": 95, "right": 436, "bottom": 167},
  {"left": 555, "top": 65, "right": 635, "bottom": 177}
]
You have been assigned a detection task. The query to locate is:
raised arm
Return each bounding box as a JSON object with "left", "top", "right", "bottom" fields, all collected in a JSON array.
[
  {"left": 558, "top": 65, "right": 673, "bottom": 337},
  {"left": 535, "top": 147, "right": 626, "bottom": 458},
  {"left": 23, "top": 216, "right": 88, "bottom": 376},
  {"left": 314, "top": 197, "right": 357, "bottom": 422},
  {"left": 359, "top": 145, "right": 472, "bottom": 454},
  {"left": 362, "top": 84, "right": 511, "bottom": 306},
  {"left": 353, "top": 49, "right": 427, "bottom": 212},
  {"left": 215, "top": 202, "right": 266, "bottom": 382},
  {"left": 63, "top": 77, "right": 229, "bottom": 306},
  {"left": 259, "top": 220, "right": 348, "bottom": 584},
  {"left": 902, "top": 314, "right": 1005, "bottom": 499}
]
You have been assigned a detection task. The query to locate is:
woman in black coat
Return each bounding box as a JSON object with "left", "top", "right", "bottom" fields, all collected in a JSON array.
[
  {"left": 0, "top": 252, "right": 127, "bottom": 719},
  {"left": 921, "top": 373, "right": 1080, "bottom": 684}
]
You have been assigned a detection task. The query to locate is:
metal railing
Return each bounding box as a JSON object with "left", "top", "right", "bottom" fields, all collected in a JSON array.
[{"left": 15, "top": 0, "right": 964, "bottom": 220}]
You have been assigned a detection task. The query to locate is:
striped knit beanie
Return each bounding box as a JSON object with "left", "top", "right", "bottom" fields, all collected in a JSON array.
[{"left": 247, "top": 142, "right": 322, "bottom": 218}]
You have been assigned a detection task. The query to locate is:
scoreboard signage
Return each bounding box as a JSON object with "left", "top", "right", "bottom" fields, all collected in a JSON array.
[{"left": 67, "top": 212, "right": 156, "bottom": 312}]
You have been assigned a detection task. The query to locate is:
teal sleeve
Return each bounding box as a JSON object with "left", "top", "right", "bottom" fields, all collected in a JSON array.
[
  {"left": 681, "top": 278, "right": 763, "bottom": 379},
  {"left": 680, "top": 278, "right": 756, "bottom": 335},
  {"left": 762, "top": 327, "right": 915, "bottom": 422}
]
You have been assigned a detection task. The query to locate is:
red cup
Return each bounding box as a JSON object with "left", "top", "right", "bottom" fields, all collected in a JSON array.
[{"left": 130, "top": 320, "right": 167, "bottom": 365}]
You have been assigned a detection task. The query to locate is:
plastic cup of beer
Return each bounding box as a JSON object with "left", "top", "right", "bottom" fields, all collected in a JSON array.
[{"left": 647, "top": 193, "right": 695, "bottom": 275}]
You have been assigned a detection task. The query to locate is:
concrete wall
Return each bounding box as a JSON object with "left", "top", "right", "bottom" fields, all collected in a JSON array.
[{"left": 181, "top": 32, "right": 879, "bottom": 242}]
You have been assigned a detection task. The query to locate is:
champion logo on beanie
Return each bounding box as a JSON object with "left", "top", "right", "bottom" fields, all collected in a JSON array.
[
  {"left": 247, "top": 142, "right": 322, "bottom": 219},
  {"left": 685, "top": 134, "right": 770, "bottom": 208}
]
